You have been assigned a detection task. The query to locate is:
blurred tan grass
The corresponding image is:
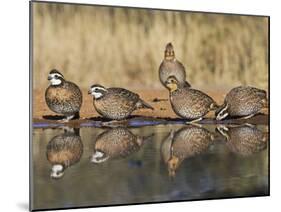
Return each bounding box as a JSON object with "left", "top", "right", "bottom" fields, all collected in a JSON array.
[{"left": 32, "top": 2, "right": 268, "bottom": 91}]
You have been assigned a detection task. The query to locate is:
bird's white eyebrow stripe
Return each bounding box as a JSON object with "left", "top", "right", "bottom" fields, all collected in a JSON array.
[
  {"left": 50, "top": 73, "right": 64, "bottom": 78},
  {"left": 91, "top": 86, "right": 106, "bottom": 91}
]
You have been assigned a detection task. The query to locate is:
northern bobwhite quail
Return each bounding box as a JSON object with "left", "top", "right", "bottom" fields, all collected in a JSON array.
[
  {"left": 45, "top": 69, "right": 83, "bottom": 122},
  {"left": 161, "top": 126, "right": 214, "bottom": 177},
  {"left": 216, "top": 86, "right": 268, "bottom": 120},
  {"left": 159, "top": 42, "right": 190, "bottom": 89},
  {"left": 165, "top": 75, "right": 218, "bottom": 123},
  {"left": 90, "top": 127, "right": 152, "bottom": 163},
  {"left": 46, "top": 128, "right": 83, "bottom": 179},
  {"left": 216, "top": 124, "right": 268, "bottom": 156},
  {"left": 88, "top": 84, "right": 154, "bottom": 120}
]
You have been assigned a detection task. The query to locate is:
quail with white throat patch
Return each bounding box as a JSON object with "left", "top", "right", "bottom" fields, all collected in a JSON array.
[
  {"left": 45, "top": 69, "right": 83, "bottom": 122},
  {"left": 215, "top": 86, "right": 268, "bottom": 121},
  {"left": 159, "top": 42, "right": 190, "bottom": 89},
  {"left": 88, "top": 84, "right": 154, "bottom": 120}
]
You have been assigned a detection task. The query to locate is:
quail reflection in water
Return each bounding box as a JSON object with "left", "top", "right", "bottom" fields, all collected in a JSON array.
[
  {"left": 216, "top": 124, "right": 268, "bottom": 156},
  {"left": 161, "top": 126, "right": 215, "bottom": 177},
  {"left": 46, "top": 127, "right": 83, "bottom": 179},
  {"left": 91, "top": 127, "right": 153, "bottom": 163}
]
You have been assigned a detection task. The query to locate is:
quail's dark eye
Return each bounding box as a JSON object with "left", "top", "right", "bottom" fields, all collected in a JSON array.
[{"left": 54, "top": 75, "right": 59, "bottom": 79}]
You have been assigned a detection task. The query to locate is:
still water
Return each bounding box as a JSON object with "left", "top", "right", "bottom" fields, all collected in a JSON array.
[{"left": 31, "top": 124, "right": 268, "bottom": 210}]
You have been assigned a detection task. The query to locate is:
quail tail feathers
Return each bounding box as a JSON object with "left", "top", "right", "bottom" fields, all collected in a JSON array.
[{"left": 137, "top": 99, "right": 154, "bottom": 110}]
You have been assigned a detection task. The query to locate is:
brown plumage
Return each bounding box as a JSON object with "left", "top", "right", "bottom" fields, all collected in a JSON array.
[
  {"left": 161, "top": 126, "right": 214, "bottom": 177},
  {"left": 91, "top": 127, "right": 152, "bottom": 163},
  {"left": 216, "top": 86, "right": 268, "bottom": 120},
  {"left": 216, "top": 124, "right": 268, "bottom": 156},
  {"left": 88, "top": 84, "right": 154, "bottom": 120},
  {"left": 159, "top": 42, "right": 190, "bottom": 89},
  {"left": 165, "top": 76, "right": 218, "bottom": 122},
  {"left": 45, "top": 69, "right": 83, "bottom": 121},
  {"left": 46, "top": 128, "right": 83, "bottom": 179}
]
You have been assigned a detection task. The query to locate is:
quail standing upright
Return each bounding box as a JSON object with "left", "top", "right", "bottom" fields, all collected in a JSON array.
[
  {"left": 88, "top": 84, "right": 154, "bottom": 120},
  {"left": 165, "top": 75, "right": 218, "bottom": 123},
  {"left": 45, "top": 69, "right": 83, "bottom": 122},
  {"left": 159, "top": 42, "right": 190, "bottom": 89},
  {"left": 216, "top": 86, "right": 268, "bottom": 120}
]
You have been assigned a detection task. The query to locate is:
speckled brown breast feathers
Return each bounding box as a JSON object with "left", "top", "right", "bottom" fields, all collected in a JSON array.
[
  {"left": 45, "top": 81, "right": 82, "bottom": 116},
  {"left": 170, "top": 87, "right": 217, "bottom": 119},
  {"left": 92, "top": 87, "right": 153, "bottom": 120}
]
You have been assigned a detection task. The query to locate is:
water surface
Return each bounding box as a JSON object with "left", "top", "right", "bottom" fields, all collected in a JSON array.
[{"left": 31, "top": 124, "right": 268, "bottom": 210}]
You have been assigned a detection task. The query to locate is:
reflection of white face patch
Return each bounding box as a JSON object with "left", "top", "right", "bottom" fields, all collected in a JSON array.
[
  {"left": 51, "top": 164, "right": 64, "bottom": 178},
  {"left": 90, "top": 151, "right": 109, "bottom": 163},
  {"left": 217, "top": 125, "right": 230, "bottom": 141}
]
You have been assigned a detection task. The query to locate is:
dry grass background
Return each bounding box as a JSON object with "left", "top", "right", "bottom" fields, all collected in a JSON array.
[{"left": 32, "top": 2, "right": 268, "bottom": 91}]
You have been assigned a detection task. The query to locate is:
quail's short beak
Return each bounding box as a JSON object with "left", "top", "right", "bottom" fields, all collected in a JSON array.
[
  {"left": 88, "top": 90, "right": 92, "bottom": 95},
  {"left": 48, "top": 76, "right": 52, "bottom": 80}
]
